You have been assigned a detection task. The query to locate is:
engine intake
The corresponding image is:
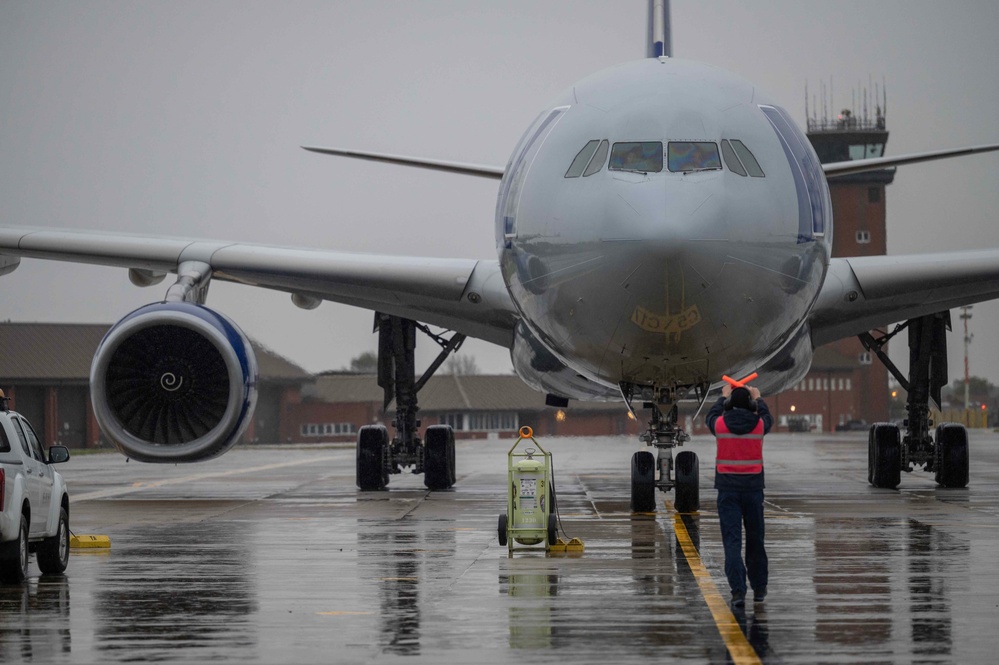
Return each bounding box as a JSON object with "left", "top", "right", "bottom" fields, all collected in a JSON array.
[{"left": 91, "top": 302, "right": 258, "bottom": 462}]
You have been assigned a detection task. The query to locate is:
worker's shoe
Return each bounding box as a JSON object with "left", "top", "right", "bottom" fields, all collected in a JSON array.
[
  {"left": 754, "top": 587, "right": 767, "bottom": 603},
  {"left": 730, "top": 591, "right": 746, "bottom": 609}
]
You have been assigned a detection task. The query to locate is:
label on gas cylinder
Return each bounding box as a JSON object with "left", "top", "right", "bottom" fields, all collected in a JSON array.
[{"left": 519, "top": 478, "right": 537, "bottom": 509}]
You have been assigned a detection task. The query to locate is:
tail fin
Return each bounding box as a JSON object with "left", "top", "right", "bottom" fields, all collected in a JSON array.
[{"left": 646, "top": 0, "right": 672, "bottom": 58}]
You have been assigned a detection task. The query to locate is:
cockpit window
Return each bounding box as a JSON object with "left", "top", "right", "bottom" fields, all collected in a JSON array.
[
  {"left": 583, "top": 140, "right": 609, "bottom": 176},
  {"left": 730, "top": 140, "right": 765, "bottom": 177},
  {"left": 721, "top": 140, "right": 747, "bottom": 176},
  {"left": 667, "top": 142, "right": 722, "bottom": 172},
  {"left": 565, "top": 140, "right": 600, "bottom": 178},
  {"left": 609, "top": 142, "right": 663, "bottom": 173}
]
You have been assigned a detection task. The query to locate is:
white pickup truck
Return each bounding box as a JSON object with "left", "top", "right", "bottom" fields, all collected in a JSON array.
[{"left": 0, "top": 391, "right": 71, "bottom": 583}]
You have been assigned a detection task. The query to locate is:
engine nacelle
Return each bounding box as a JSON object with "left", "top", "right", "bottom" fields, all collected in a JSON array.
[
  {"left": 752, "top": 323, "right": 814, "bottom": 396},
  {"left": 90, "top": 302, "right": 258, "bottom": 463},
  {"left": 510, "top": 321, "right": 620, "bottom": 402}
]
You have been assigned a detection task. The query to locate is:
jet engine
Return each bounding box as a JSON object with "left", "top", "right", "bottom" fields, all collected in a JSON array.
[
  {"left": 510, "top": 321, "right": 620, "bottom": 401},
  {"left": 90, "top": 302, "right": 258, "bottom": 463}
]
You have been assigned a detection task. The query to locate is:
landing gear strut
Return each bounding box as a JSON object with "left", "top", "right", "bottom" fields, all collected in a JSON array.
[
  {"left": 860, "top": 312, "right": 969, "bottom": 489},
  {"left": 624, "top": 385, "right": 701, "bottom": 513},
  {"left": 355, "top": 313, "right": 465, "bottom": 491}
]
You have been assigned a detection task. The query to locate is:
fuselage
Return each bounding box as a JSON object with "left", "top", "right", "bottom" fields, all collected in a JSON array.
[{"left": 497, "top": 59, "right": 832, "bottom": 396}]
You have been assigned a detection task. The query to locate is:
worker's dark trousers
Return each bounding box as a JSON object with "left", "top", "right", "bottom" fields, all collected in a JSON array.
[{"left": 717, "top": 489, "right": 768, "bottom": 595}]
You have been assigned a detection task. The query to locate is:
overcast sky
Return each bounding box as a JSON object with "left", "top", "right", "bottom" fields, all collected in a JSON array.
[{"left": 2, "top": 1, "right": 999, "bottom": 384}]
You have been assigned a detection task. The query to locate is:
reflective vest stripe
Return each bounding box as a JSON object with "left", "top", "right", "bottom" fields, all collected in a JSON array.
[{"left": 715, "top": 417, "right": 764, "bottom": 474}]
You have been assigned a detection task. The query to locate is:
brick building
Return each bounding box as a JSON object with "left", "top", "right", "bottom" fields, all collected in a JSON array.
[
  {"left": 293, "top": 373, "right": 641, "bottom": 442},
  {"left": 767, "top": 104, "right": 894, "bottom": 431}
]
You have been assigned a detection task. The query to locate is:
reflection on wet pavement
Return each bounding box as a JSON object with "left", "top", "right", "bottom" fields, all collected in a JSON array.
[
  {"left": 92, "top": 522, "right": 258, "bottom": 659},
  {"left": 0, "top": 433, "right": 997, "bottom": 663}
]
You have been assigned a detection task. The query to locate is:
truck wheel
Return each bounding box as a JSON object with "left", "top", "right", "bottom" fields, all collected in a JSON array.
[
  {"left": 37, "top": 507, "right": 70, "bottom": 575},
  {"left": 0, "top": 513, "right": 29, "bottom": 584}
]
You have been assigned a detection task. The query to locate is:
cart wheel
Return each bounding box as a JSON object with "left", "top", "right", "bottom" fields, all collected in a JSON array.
[
  {"left": 547, "top": 513, "right": 558, "bottom": 546},
  {"left": 498, "top": 513, "right": 508, "bottom": 546}
]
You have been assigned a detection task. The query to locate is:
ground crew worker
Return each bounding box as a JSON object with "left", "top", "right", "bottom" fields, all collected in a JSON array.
[{"left": 706, "top": 382, "right": 773, "bottom": 608}]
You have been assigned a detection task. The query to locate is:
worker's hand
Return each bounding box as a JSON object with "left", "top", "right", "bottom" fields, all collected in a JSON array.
[
  {"left": 722, "top": 383, "right": 732, "bottom": 398},
  {"left": 748, "top": 386, "right": 761, "bottom": 400}
]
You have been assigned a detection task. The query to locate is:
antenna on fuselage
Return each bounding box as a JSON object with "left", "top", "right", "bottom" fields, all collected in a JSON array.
[{"left": 647, "top": 0, "right": 672, "bottom": 58}]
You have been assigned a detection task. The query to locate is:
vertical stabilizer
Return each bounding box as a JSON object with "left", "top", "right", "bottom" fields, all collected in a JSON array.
[{"left": 646, "top": 0, "right": 672, "bottom": 58}]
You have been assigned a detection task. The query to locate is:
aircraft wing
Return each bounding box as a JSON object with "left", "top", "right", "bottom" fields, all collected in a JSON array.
[
  {"left": 823, "top": 142, "right": 999, "bottom": 178},
  {"left": 0, "top": 226, "right": 518, "bottom": 347},
  {"left": 809, "top": 250, "right": 999, "bottom": 347},
  {"left": 302, "top": 146, "right": 505, "bottom": 180},
  {"left": 301, "top": 143, "right": 999, "bottom": 182}
]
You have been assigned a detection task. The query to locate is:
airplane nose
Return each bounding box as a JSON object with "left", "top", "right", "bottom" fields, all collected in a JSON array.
[{"left": 606, "top": 173, "right": 728, "bottom": 247}]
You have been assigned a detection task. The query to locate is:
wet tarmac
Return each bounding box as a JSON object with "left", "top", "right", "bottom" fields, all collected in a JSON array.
[{"left": 2, "top": 431, "right": 999, "bottom": 663}]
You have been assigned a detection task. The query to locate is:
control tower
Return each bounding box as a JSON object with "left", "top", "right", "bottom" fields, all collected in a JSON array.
[
  {"left": 807, "top": 97, "right": 894, "bottom": 259},
  {"left": 772, "top": 87, "right": 894, "bottom": 431}
]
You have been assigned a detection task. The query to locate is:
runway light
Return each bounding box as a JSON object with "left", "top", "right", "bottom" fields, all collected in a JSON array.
[{"left": 556, "top": 410, "right": 566, "bottom": 422}]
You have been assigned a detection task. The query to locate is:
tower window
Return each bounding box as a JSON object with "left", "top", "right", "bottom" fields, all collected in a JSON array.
[
  {"left": 856, "top": 230, "right": 871, "bottom": 244},
  {"left": 859, "top": 352, "right": 872, "bottom": 365}
]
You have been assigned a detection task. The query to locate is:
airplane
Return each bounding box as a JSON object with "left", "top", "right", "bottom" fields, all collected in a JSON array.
[{"left": 2, "top": 0, "right": 999, "bottom": 512}]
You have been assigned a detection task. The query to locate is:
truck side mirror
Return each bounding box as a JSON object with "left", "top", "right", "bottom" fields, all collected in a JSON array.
[{"left": 47, "top": 446, "right": 70, "bottom": 464}]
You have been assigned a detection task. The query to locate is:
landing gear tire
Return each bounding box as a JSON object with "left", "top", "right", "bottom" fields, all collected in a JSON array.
[
  {"left": 357, "top": 424, "right": 389, "bottom": 491},
  {"left": 674, "top": 451, "right": 700, "bottom": 513},
  {"left": 547, "top": 513, "right": 558, "bottom": 546},
  {"left": 869, "top": 423, "right": 901, "bottom": 489},
  {"left": 498, "top": 513, "right": 508, "bottom": 547},
  {"left": 0, "top": 513, "right": 29, "bottom": 584},
  {"left": 424, "top": 425, "right": 456, "bottom": 490},
  {"left": 631, "top": 450, "right": 656, "bottom": 513},
  {"left": 934, "top": 423, "right": 969, "bottom": 488},
  {"left": 36, "top": 507, "right": 70, "bottom": 575}
]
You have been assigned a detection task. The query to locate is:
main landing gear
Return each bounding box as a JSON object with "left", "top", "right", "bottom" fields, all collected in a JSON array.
[
  {"left": 356, "top": 313, "right": 465, "bottom": 491},
  {"left": 861, "top": 312, "right": 969, "bottom": 490},
  {"left": 624, "top": 385, "right": 701, "bottom": 514}
]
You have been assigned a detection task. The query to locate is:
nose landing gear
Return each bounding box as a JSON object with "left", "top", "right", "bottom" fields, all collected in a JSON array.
[{"left": 626, "top": 387, "right": 701, "bottom": 513}]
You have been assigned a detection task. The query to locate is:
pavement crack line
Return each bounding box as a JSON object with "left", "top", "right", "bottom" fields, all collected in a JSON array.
[{"left": 672, "top": 509, "right": 763, "bottom": 665}]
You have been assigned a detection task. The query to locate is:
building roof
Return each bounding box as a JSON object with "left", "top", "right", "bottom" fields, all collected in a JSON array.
[
  {"left": 306, "top": 374, "right": 386, "bottom": 404},
  {"left": 251, "top": 340, "right": 313, "bottom": 382},
  {"left": 0, "top": 322, "right": 310, "bottom": 382}
]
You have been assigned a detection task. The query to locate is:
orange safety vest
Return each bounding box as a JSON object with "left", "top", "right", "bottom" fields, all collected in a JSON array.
[{"left": 715, "top": 416, "right": 764, "bottom": 474}]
